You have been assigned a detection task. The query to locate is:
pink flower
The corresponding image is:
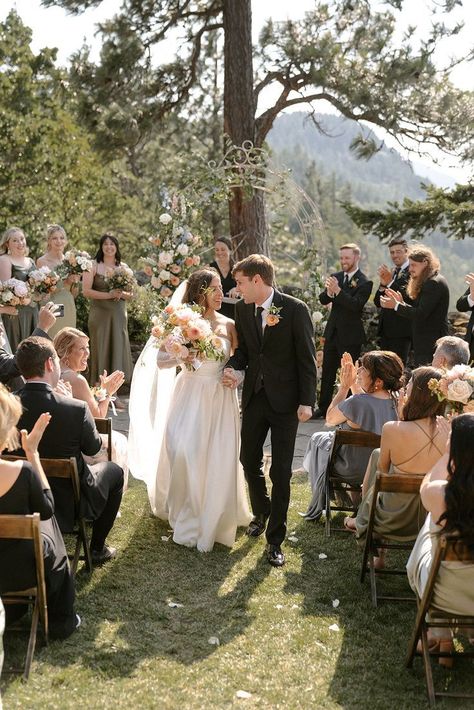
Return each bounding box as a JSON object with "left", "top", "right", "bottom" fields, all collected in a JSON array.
[
  {"left": 160, "top": 286, "right": 172, "bottom": 298},
  {"left": 143, "top": 265, "right": 153, "bottom": 277},
  {"left": 192, "top": 255, "right": 201, "bottom": 266},
  {"left": 266, "top": 314, "right": 280, "bottom": 327},
  {"left": 184, "top": 256, "right": 194, "bottom": 267},
  {"left": 170, "top": 275, "right": 180, "bottom": 287},
  {"left": 463, "top": 400, "right": 474, "bottom": 413},
  {"left": 151, "top": 325, "right": 163, "bottom": 338}
]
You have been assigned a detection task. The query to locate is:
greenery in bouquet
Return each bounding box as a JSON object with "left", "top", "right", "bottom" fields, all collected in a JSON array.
[
  {"left": 428, "top": 365, "right": 474, "bottom": 415},
  {"left": 141, "top": 196, "right": 202, "bottom": 302},
  {"left": 0, "top": 278, "right": 32, "bottom": 306},
  {"left": 27, "top": 266, "right": 60, "bottom": 301},
  {"left": 56, "top": 249, "right": 93, "bottom": 279},
  {"left": 151, "top": 302, "right": 225, "bottom": 370},
  {"left": 296, "top": 245, "right": 328, "bottom": 346},
  {"left": 104, "top": 265, "right": 136, "bottom": 292}
]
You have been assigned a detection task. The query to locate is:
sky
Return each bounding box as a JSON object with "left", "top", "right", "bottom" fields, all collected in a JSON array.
[{"left": 1, "top": 0, "right": 472, "bottom": 183}]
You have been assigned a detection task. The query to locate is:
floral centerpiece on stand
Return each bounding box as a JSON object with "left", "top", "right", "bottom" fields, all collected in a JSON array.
[
  {"left": 56, "top": 249, "right": 93, "bottom": 279},
  {"left": 141, "top": 196, "right": 202, "bottom": 302},
  {"left": 0, "top": 278, "right": 32, "bottom": 306},
  {"left": 104, "top": 265, "right": 137, "bottom": 293},
  {"left": 428, "top": 364, "right": 474, "bottom": 414},
  {"left": 28, "top": 266, "right": 60, "bottom": 302},
  {"left": 151, "top": 302, "right": 225, "bottom": 371}
]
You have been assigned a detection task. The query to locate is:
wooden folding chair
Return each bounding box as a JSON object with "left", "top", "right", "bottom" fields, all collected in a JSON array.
[
  {"left": 360, "top": 471, "right": 424, "bottom": 606},
  {"left": 324, "top": 429, "right": 381, "bottom": 537},
  {"left": 0, "top": 513, "right": 48, "bottom": 680},
  {"left": 3, "top": 456, "right": 91, "bottom": 575},
  {"left": 94, "top": 417, "right": 112, "bottom": 461},
  {"left": 406, "top": 534, "right": 474, "bottom": 706}
]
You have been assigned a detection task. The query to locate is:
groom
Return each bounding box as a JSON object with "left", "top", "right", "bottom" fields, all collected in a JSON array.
[{"left": 223, "top": 254, "right": 316, "bottom": 566}]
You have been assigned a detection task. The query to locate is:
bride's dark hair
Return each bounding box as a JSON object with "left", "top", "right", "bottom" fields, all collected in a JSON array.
[{"left": 183, "top": 268, "right": 219, "bottom": 308}]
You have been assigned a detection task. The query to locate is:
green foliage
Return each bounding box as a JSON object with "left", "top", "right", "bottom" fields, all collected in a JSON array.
[{"left": 127, "top": 285, "right": 163, "bottom": 346}]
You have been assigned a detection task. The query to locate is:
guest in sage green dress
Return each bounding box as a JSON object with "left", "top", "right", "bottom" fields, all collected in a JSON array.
[
  {"left": 0, "top": 227, "right": 38, "bottom": 351},
  {"left": 82, "top": 234, "right": 133, "bottom": 387},
  {"left": 36, "top": 224, "right": 79, "bottom": 339}
]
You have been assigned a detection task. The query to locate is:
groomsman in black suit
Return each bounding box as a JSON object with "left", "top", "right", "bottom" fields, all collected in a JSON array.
[
  {"left": 456, "top": 272, "right": 474, "bottom": 363},
  {"left": 373, "top": 237, "right": 411, "bottom": 364},
  {"left": 223, "top": 254, "right": 316, "bottom": 567},
  {"left": 314, "top": 243, "right": 372, "bottom": 418}
]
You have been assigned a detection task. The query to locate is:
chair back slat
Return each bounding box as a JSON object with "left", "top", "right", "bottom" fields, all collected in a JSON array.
[
  {"left": 375, "top": 472, "right": 424, "bottom": 496},
  {"left": 0, "top": 514, "right": 37, "bottom": 539}
]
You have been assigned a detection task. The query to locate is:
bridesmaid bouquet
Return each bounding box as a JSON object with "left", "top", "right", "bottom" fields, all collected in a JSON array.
[
  {"left": 151, "top": 302, "right": 225, "bottom": 370},
  {"left": 428, "top": 365, "right": 474, "bottom": 414},
  {"left": 56, "top": 249, "right": 93, "bottom": 278},
  {"left": 0, "top": 278, "right": 32, "bottom": 306},
  {"left": 27, "top": 266, "right": 60, "bottom": 301},
  {"left": 104, "top": 265, "right": 136, "bottom": 293}
]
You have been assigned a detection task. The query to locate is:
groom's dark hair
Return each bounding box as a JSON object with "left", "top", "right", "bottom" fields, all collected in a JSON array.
[{"left": 232, "top": 254, "right": 274, "bottom": 286}]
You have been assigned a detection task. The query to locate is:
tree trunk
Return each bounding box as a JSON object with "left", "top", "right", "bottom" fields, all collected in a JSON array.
[{"left": 223, "top": 0, "right": 268, "bottom": 257}]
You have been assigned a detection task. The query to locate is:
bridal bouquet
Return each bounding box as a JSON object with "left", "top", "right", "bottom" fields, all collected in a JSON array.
[
  {"left": 28, "top": 266, "right": 60, "bottom": 301},
  {"left": 151, "top": 302, "right": 225, "bottom": 370},
  {"left": 56, "top": 249, "right": 93, "bottom": 278},
  {"left": 428, "top": 364, "right": 474, "bottom": 414},
  {"left": 0, "top": 278, "right": 32, "bottom": 306},
  {"left": 104, "top": 265, "right": 136, "bottom": 293}
]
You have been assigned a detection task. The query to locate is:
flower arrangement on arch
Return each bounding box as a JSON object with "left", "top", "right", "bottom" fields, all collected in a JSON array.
[
  {"left": 151, "top": 302, "right": 225, "bottom": 370},
  {"left": 0, "top": 278, "right": 32, "bottom": 306},
  {"left": 296, "top": 245, "right": 328, "bottom": 345},
  {"left": 141, "top": 196, "right": 202, "bottom": 301},
  {"left": 428, "top": 365, "right": 474, "bottom": 414},
  {"left": 28, "top": 266, "right": 60, "bottom": 301}
]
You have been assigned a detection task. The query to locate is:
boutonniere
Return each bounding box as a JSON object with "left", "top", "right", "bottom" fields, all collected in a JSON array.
[
  {"left": 349, "top": 278, "right": 359, "bottom": 289},
  {"left": 265, "top": 304, "right": 282, "bottom": 326}
]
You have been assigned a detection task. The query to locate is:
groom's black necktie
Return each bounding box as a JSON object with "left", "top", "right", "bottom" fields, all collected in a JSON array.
[
  {"left": 342, "top": 273, "right": 349, "bottom": 290},
  {"left": 392, "top": 267, "right": 400, "bottom": 281},
  {"left": 255, "top": 306, "right": 264, "bottom": 342}
]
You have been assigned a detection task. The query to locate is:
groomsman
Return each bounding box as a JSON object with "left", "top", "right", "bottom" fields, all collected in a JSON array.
[
  {"left": 373, "top": 237, "right": 411, "bottom": 364},
  {"left": 456, "top": 272, "right": 474, "bottom": 363},
  {"left": 314, "top": 243, "right": 372, "bottom": 418}
]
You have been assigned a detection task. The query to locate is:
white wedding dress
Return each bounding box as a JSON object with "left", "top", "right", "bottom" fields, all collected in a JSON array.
[{"left": 128, "top": 335, "right": 251, "bottom": 552}]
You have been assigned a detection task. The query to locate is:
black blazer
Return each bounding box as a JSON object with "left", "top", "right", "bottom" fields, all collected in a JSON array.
[
  {"left": 0, "top": 327, "right": 49, "bottom": 386},
  {"left": 395, "top": 273, "right": 450, "bottom": 363},
  {"left": 456, "top": 287, "right": 474, "bottom": 347},
  {"left": 374, "top": 266, "right": 412, "bottom": 339},
  {"left": 319, "top": 269, "right": 373, "bottom": 346},
  {"left": 226, "top": 290, "right": 316, "bottom": 413},
  {"left": 15, "top": 382, "right": 104, "bottom": 528}
]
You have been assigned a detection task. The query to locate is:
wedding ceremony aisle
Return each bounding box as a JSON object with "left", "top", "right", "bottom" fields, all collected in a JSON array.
[{"left": 1, "top": 409, "right": 471, "bottom": 709}]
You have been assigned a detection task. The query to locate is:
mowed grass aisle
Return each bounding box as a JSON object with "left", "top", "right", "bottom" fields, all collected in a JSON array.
[{"left": 1, "top": 472, "right": 472, "bottom": 709}]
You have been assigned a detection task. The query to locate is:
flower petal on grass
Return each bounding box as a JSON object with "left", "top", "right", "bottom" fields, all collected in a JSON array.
[
  {"left": 168, "top": 601, "right": 183, "bottom": 608},
  {"left": 208, "top": 636, "right": 220, "bottom": 646},
  {"left": 332, "top": 599, "right": 340, "bottom": 608},
  {"left": 287, "top": 535, "right": 298, "bottom": 543},
  {"left": 236, "top": 690, "right": 252, "bottom": 699},
  {"left": 329, "top": 623, "right": 340, "bottom": 632},
  {"left": 161, "top": 536, "right": 170, "bottom": 542},
  {"left": 318, "top": 553, "right": 328, "bottom": 560}
]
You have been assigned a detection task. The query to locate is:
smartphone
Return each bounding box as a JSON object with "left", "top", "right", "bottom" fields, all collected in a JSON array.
[{"left": 56, "top": 304, "right": 65, "bottom": 318}]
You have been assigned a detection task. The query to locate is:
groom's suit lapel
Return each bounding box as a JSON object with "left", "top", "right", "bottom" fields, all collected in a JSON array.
[
  {"left": 262, "top": 290, "right": 284, "bottom": 344},
  {"left": 245, "top": 302, "right": 261, "bottom": 347}
]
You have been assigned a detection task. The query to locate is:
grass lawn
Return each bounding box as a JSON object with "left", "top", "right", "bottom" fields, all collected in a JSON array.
[{"left": 1, "top": 471, "right": 472, "bottom": 709}]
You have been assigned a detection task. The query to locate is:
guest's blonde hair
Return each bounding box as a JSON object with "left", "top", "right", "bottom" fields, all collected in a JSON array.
[
  {"left": 46, "top": 224, "right": 67, "bottom": 250},
  {"left": 53, "top": 327, "right": 88, "bottom": 363},
  {"left": 0, "top": 384, "right": 22, "bottom": 451}
]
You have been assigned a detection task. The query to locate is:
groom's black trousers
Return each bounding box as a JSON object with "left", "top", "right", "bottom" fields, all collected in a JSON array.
[{"left": 240, "top": 389, "right": 299, "bottom": 546}]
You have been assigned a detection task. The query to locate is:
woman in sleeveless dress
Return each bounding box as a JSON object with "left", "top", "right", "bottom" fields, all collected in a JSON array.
[
  {"left": 36, "top": 224, "right": 78, "bottom": 339},
  {"left": 128, "top": 268, "right": 251, "bottom": 552},
  {"left": 407, "top": 413, "right": 474, "bottom": 658},
  {"left": 0, "top": 227, "right": 38, "bottom": 350},
  {"left": 347, "top": 367, "right": 449, "bottom": 568},
  {"left": 82, "top": 234, "right": 133, "bottom": 387},
  {"left": 208, "top": 237, "right": 238, "bottom": 319},
  {"left": 303, "top": 351, "right": 404, "bottom": 521}
]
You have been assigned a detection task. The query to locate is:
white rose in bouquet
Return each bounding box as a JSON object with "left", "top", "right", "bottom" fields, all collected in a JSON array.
[
  {"left": 176, "top": 243, "right": 189, "bottom": 256},
  {"left": 447, "top": 379, "right": 473, "bottom": 404},
  {"left": 159, "top": 213, "right": 172, "bottom": 225}
]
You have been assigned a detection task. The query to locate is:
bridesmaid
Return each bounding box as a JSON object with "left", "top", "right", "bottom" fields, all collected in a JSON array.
[
  {"left": 36, "top": 224, "right": 78, "bottom": 339},
  {"left": 0, "top": 227, "right": 38, "bottom": 351},
  {"left": 82, "top": 234, "right": 133, "bottom": 388},
  {"left": 208, "top": 237, "right": 238, "bottom": 319}
]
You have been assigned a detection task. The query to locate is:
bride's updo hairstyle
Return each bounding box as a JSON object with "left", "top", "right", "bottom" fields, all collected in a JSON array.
[
  {"left": 358, "top": 350, "right": 404, "bottom": 394},
  {"left": 183, "top": 268, "right": 219, "bottom": 308}
]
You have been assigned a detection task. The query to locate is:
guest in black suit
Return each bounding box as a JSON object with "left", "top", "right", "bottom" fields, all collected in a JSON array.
[
  {"left": 455, "top": 273, "right": 474, "bottom": 363},
  {"left": 381, "top": 246, "right": 449, "bottom": 367},
  {"left": 223, "top": 254, "right": 316, "bottom": 567},
  {"left": 315, "top": 243, "right": 373, "bottom": 418},
  {"left": 14, "top": 337, "right": 124, "bottom": 565},
  {"left": 374, "top": 237, "right": 412, "bottom": 364}
]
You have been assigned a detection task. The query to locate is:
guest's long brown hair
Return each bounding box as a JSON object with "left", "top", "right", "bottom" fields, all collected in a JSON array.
[{"left": 406, "top": 246, "right": 440, "bottom": 300}]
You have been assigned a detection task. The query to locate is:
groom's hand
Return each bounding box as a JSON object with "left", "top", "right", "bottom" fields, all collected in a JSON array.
[
  {"left": 297, "top": 405, "right": 312, "bottom": 422},
  {"left": 222, "top": 368, "right": 243, "bottom": 388}
]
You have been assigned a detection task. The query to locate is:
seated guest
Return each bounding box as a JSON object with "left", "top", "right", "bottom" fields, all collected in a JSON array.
[
  {"left": 0, "top": 385, "right": 77, "bottom": 639},
  {"left": 53, "top": 327, "right": 128, "bottom": 487},
  {"left": 14, "top": 337, "right": 123, "bottom": 564},
  {"left": 303, "top": 351, "right": 403, "bottom": 521},
  {"left": 346, "top": 367, "right": 448, "bottom": 568},
  {"left": 432, "top": 335, "right": 470, "bottom": 369},
  {"left": 0, "top": 303, "right": 59, "bottom": 387},
  {"left": 407, "top": 413, "right": 474, "bottom": 659},
  {"left": 456, "top": 272, "right": 474, "bottom": 364}
]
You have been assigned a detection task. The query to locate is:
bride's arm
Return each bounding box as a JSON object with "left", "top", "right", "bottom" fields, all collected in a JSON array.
[{"left": 156, "top": 350, "right": 179, "bottom": 369}]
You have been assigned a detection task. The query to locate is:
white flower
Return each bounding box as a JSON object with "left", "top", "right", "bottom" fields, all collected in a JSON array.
[
  {"left": 447, "top": 378, "right": 473, "bottom": 404},
  {"left": 158, "top": 251, "right": 173, "bottom": 265},
  {"left": 150, "top": 276, "right": 161, "bottom": 289},
  {"left": 159, "top": 213, "right": 172, "bottom": 225},
  {"left": 312, "top": 311, "right": 323, "bottom": 323},
  {"left": 176, "top": 243, "right": 189, "bottom": 256},
  {"left": 159, "top": 269, "right": 171, "bottom": 281}
]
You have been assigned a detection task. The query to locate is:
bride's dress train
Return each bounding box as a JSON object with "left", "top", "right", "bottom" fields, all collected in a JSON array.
[{"left": 129, "top": 336, "right": 251, "bottom": 551}]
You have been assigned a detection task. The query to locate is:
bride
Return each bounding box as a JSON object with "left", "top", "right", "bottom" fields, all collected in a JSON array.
[{"left": 128, "top": 268, "right": 251, "bottom": 551}]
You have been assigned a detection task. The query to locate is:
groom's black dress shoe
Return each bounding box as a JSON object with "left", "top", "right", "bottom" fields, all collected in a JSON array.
[
  {"left": 246, "top": 514, "right": 267, "bottom": 537},
  {"left": 266, "top": 544, "right": 285, "bottom": 567}
]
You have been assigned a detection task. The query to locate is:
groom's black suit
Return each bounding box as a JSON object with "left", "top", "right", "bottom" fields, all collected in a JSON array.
[{"left": 227, "top": 290, "right": 316, "bottom": 546}]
